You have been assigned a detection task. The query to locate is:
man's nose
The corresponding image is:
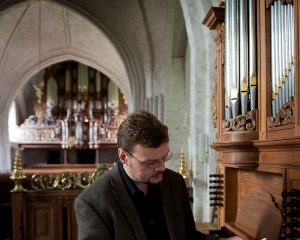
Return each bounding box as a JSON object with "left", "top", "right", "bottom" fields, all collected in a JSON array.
[{"left": 155, "top": 160, "right": 166, "bottom": 171}]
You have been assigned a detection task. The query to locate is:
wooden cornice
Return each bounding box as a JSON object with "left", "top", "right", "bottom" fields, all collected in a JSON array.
[{"left": 202, "top": 7, "right": 225, "bottom": 30}]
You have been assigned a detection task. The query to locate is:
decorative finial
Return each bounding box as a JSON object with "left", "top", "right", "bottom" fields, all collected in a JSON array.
[
  {"left": 10, "top": 150, "right": 26, "bottom": 192},
  {"left": 178, "top": 148, "right": 191, "bottom": 186}
]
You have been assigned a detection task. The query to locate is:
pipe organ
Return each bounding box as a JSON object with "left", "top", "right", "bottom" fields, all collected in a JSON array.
[{"left": 203, "top": 0, "right": 300, "bottom": 239}]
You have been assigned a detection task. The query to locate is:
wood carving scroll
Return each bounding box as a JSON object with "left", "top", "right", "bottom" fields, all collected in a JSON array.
[
  {"left": 269, "top": 97, "right": 295, "bottom": 128},
  {"left": 31, "top": 166, "right": 109, "bottom": 190},
  {"left": 222, "top": 110, "right": 256, "bottom": 131}
]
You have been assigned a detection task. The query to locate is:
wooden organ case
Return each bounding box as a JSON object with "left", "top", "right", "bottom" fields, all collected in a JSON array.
[{"left": 203, "top": 0, "right": 300, "bottom": 239}]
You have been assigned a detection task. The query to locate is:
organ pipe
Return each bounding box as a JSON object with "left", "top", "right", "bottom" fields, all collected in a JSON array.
[
  {"left": 239, "top": 0, "right": 248, "bottom": 115},
  {"left": 249, "top": 0, "right": 256, "bottom": 111},
  {"left": 225, "top": 0, "right": 232, "bottom": 119}
]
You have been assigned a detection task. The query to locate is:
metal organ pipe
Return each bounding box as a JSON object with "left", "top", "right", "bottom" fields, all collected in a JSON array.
[
  {"left": 249, "top": 0, "right": 256, "bottom": 111},
  {"left": 287, "top": 4, "right": 292, "bottom": 99},
  {"left": 291, "top": 4, "right": 294, "bottom": 99},
  {"left": 284, "top": 5, "right": 289, "bottom": 104},
  {"left": 231, "top": 0, "right": 239, "bottom": 118},
  {"left": 225, "top": 0, "right": 232, "bottom": 119},
  {"left": 274, "top": 2, "right": 279, "bottom": 115},
  {"left": 280, "top": 3, "right": 286, "bottom": 105},
  {"left": 275, "top": 2, "right": 282, "bottom": 107},
  {"left": 239, "top": 0, "right": 248, "bottom": 115},
  {"left": 271, "top": 4, "right": 276, "bottom": 117}
]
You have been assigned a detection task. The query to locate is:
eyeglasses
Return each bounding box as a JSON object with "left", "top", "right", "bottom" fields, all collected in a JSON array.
[{"left": 125, "top": 151, "right": 173, "bottom": 169}]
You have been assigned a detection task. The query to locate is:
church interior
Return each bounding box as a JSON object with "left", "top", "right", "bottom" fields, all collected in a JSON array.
[{"left": 0, "top": 0, "right": 299, "bottom": 239}]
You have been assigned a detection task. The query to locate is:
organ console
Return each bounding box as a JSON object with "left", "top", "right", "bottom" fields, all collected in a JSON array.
[{"left": 203, "top": 0, "right": 300, "bottom": 239}]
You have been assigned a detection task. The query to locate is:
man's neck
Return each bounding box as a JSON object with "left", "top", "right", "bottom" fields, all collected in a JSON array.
[
  {"left": 123, "top": 165, "right": 149, "bottom": 195},
  {"left": 134, "top": 181, "right": 148, "bottom": 195}
]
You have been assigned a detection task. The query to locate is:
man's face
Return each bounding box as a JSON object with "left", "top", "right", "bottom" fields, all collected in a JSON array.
[{"left": 119, "top": 142, "right": 170, "bottom": 184}]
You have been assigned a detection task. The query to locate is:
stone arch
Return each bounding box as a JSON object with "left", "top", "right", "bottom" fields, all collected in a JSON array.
[
  {"left": 0, "top": 0, "right": 147, "bottom": 108},
  {"left": 0, "top": 0, "right": 149, "bottom": 169}
]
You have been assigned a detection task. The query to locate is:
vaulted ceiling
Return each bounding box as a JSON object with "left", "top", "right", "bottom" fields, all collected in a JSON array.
[{"left": 0, "top": 0, "right": 187, "bottom": 112}]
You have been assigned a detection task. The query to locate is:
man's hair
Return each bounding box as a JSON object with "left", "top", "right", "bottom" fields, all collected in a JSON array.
[{"left": 117, "top": 110, "right": 169, "bottom": 152}]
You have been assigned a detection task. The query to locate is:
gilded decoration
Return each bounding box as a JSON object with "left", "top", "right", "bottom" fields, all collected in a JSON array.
[
  {"left": 31, "top": 166, "right": 109, "bottom": 190},
  {"left": 222, "top": 110, "right": 256, "bottom": 131},
  {"left": 269, "top": 97, "right": 295, "bottom": 128},
  {"left": 10, "top": 151, "right": 26, "bottom": 192},
  {"left": 178, "top": 148, "right": 191, "bottom": 187}
]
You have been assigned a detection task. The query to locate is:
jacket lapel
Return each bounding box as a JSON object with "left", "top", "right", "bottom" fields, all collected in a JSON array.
[
  {"left": 160, "top": 171, "right": 177, "bottom": 240},
  {"left": 109, "top": 167, "right": 147, "bottom": 240}
]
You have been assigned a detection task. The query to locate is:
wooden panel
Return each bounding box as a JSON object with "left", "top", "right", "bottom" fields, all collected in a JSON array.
[
  {"left": 11, "top": 190, "right": 81, "bottom": 240},
  {"left": 26, "top": 201, "right": 63, "bottom": 240},
  {"left": 224, "top": 168, "right": 283, "bottom": 239},
  {"left": 287, "top": 168, "right": 300, "bottom": 190},
  {"left": 11, "top": 193, "right": 24, "bottom": 240}
]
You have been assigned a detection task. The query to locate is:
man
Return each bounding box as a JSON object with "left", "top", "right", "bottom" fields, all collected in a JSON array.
[{"left": 74, "top": 110, "right": 242, "bottom": 240}]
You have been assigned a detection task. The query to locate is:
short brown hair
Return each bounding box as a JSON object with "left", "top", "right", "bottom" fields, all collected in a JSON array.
[{"left": 117, "top": 110, "right": 169, "bottom": 153}]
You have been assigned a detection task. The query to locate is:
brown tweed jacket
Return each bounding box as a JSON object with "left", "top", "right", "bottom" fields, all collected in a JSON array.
[{"left": 74, "top": 165, "right": 206, "bottom": 240}]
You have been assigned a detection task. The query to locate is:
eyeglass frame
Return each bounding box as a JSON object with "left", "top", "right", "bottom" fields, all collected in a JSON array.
[{"left": 125, "top": 150, "right": 173, "bottom": 169}]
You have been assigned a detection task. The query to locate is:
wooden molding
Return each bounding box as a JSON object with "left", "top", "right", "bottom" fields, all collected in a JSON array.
[{"left": 202, "top": 7, "right": 224, "bottom": 30}]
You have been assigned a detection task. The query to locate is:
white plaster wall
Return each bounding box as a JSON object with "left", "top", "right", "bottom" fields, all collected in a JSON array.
[
  {"left": 180, "top": 0, "right": 219, "bottom": 222},
  {"left": 165, "top": 57, "right": 189, "bottom": 171}
]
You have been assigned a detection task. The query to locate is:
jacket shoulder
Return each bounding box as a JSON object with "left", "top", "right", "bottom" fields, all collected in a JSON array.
[{"left": 76, "top": 166, "right": 118, "bottom": 202}]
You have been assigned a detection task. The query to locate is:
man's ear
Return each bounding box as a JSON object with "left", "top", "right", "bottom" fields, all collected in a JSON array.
[{"left": 118, "top": 148, "right": 127, "bottom": 164}]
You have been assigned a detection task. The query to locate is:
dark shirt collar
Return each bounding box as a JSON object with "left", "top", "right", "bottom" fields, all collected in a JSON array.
[
  {"left": 117, "top": 161, "right": 141, "bottom": 196},
  {"left": 117, "top": 162, "right": 170, "bottom": 240}
]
